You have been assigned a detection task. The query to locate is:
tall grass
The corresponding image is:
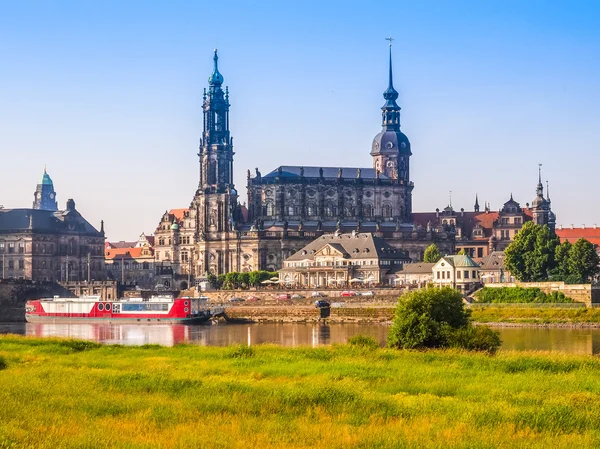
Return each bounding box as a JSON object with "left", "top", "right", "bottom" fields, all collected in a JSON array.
[
  {"left": 2, "top": 335, "right": 600, "bottom": 447},
  {"left": 472, "top": 306, "right": 600, "bottom": 324}
]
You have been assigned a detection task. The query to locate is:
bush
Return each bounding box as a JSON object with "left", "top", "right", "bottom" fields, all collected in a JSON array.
[
  {"left": 348, "top": 335, "right": 379, "bottom": 350},
  {"left": 387, "top": 287, "right": 470, "bottom": 349},
  {"left": 448, "top": 326, "right": 501, "bottom": 354},
  {"left": 475, "top": 287, "right": 574, "bottom": 304}
]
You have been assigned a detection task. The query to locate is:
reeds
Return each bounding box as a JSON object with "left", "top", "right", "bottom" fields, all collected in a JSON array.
[{"left": 1, "top": 335, "right": 600, "bottom": 448}]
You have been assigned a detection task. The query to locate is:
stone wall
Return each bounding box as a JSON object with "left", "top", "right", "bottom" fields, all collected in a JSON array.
[
  {"left": 0, "top": 280, "right": 75, "bottom": 322},
  {"left": 202, "top": 288, "right": 403, "bottom": 303},
  {"left": 485, "top": 281, "right": 595, "bottom": 307},
  {"left": 225, "top": 305, "right": 395, "bottom": 324}
]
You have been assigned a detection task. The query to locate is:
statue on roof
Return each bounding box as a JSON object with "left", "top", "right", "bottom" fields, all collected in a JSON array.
[
  {"left": 300, "top": 167, "right": 304, "bottom": 177},
  {"left": 338, "top": 168, "right": 343, "bottom": 179},
  {"left": 319, "top": 167, "right": 324, "bottom": 178},
  {"left": 356, "top": 168, "right": 361, "bottom": 179},
  {"left": 255, "top": 168, "right": 261, "bottom": 179},
  {"left": 247, "top": 169, "right": 251, "bottom": 179}
]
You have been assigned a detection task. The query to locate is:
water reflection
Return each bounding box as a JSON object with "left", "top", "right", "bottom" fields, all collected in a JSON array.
[{"left": 1, "top": 322, "right": 600, "bottom": 355}]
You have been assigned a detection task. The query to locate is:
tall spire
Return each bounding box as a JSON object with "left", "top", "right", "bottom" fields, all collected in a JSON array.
[
  {"left": 381, "top": 37, "right": 401, "bottom": 131},
  {"left": 536, "top": 163, "right": 544, "bottom": 196},
  {"left": 474, "top": 194, "right": 480, "bottom": 212},
  {"left": 208, "top": 48, "right": 224, "bottom": 88},
  {"left": 546, "top": 180, "right": 551, "bottom": 203}
]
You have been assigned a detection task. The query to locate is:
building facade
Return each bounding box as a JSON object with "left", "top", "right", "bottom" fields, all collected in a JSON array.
[
  {"left": 432, "top": 255, "right": 480, "bottom": 291},
  {"left": 154, "top": 47, "right": 457, "bottom": 285},
  {"left": 0, "top": 197, "right": 105, "bottom": 282},
  {"left": 154, "top": 49, "right": 555, "bottom": 283},
  {"left": 279, "top": 232, "right": 410, "bottom": 288}
]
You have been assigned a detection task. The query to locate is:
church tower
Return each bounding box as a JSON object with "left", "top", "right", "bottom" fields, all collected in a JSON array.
[
  {"left": 198, "top": 49, "right": 234, "bottom": 191},
  {"left": 371, "top": 40, "right": 412, "bottom": 182},
  {"left": 191, "top": 50, "right": 240, "bottom": 275},
  {"left": 32, "top": 167, "right": 58, "bottom": 211},
  {"left": 531, "top": 165, "right": 554, "bottom": 231}
]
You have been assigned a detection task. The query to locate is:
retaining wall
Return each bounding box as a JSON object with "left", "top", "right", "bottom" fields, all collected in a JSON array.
[{"left": 484, "top": 282, "right": 595, "bottom": 307}]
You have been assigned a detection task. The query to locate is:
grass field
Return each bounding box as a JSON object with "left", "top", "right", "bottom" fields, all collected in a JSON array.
[
  {"left": 2, "top": 335, "right": 600, "bottom": 448},
  {"left": 471, "top": 306, "right": 600, "bottom": 324}
]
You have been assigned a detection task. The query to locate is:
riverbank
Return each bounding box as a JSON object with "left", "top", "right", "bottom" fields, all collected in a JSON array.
[
  {"left": 225, "top": 303, "right": 600, "bottom": 327},
  {"left": 2, "top": 335, "right": 600, "bottom": 448}
]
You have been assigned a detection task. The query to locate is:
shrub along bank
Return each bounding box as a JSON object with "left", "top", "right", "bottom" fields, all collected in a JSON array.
[
  {"left": 474, "top": 287, "right": 574, "bottom": 304},
  {"left": 2, "top": 336, "right": 600, "bottom": 448}
]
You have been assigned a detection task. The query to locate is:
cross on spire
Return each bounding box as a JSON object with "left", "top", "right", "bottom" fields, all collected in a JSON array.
[{"left": 385, "top": 36, "right": 394, "bottom": 47}]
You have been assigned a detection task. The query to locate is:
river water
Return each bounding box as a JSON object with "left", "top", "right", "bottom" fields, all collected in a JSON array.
[{"left": 2, "top": 322, "right": 600, "bottom": 354}]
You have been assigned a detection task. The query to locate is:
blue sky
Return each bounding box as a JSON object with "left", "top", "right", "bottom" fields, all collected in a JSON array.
[{"left": 1, "top": 0, "right": 599, "bottom": 240}]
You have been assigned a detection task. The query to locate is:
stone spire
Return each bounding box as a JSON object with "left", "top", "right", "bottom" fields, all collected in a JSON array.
[{"left": 474, "top": 194, "right": 480, "bottom": 212}]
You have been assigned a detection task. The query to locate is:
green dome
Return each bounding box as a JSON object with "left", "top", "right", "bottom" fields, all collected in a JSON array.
[
  {"left": 41, "top": 168, "right": 53, "bottom": 186},
  {"left": 170, "top": 223, "right": 180, "bottom": 231}
]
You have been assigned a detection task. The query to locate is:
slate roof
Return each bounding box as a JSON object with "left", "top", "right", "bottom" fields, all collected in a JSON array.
[
  {"left": 262, "top": 166, "right": 389, "bottom": 180},
  {"left": 285, "top": 232, "right": 409, "bottom": 262},
  {"left": 479, "top": 251, "right": 505, "bottom": 271},
  {"left": 0, "top": 208, "right": 102, "bottom": 236},
  {"left": 399, "top": 262, "right": 435, "bottom": 274}
]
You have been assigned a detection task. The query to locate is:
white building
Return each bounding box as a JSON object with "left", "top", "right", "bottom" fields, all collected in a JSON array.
[{"left": 432, "top": 255, "right": 480, "bottom": 291}]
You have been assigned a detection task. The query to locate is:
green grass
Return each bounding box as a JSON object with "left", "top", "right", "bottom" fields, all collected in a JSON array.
[
  {"left": 3, "top": 335, "right": 600, "bottom": 448},
  {"left": 472, "top": 306, "right": 600, "bottom": 324}
]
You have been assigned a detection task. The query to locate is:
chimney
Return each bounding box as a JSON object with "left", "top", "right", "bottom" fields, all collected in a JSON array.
[
  {"left": 558, "top": 224, "right": 562, "bottom": 230},
  {"left": 460, "top": 208, "right": 464, "bottom": 217},
  {"left": 582, "top": 224, "right": 586, "bottom": 229},
  {"left": 594, "top": 224, "right": 597, "bottom": 229},
  {"left": 570, "top": 224, "right": 574, "bottom": 229}
]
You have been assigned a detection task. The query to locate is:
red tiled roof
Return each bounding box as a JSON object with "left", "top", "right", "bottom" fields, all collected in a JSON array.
[
  {"left": 556, "top": 228, "right": 600, "bottom": 246},
  {"left": 169, "top": 208, "right": 188, "bottom": 221},
  {"left": 105, "top": 247, "right": 154, "bottom": 260}
]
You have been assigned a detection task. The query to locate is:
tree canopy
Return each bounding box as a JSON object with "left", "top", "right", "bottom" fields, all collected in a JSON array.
[
  {"left": 504, "top": 222, "right": 560, "bottom": 282},
  {"left": 505, "top": 223, "right": 599, "bottom": 284},
  {"left": 423, "top": 244, "right": 442, "bottom": 263},
  {"left": 387, "top": 287, "right": 500, "bottom": 353}
]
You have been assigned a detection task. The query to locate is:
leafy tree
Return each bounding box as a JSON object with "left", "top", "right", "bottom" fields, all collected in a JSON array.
[
  {"left": 238, "top": 272, "right": 250, "bottom": 288},
  {"left": 387, "top": 287, "right": 470, "bottom": 349},
  {"left": 248, "top": 271, "right": 261, "bottom": 287},
  {"left": 552, "top": 240, "right": 572, "bottom": 280},
  {"left": 457, "top": 249, "right": 466, "bottom": 256},
  {"left": 567, "top": 238, "right": 600, "bottom": 283},
  {"left": 423, "top": 244, "right": 442, "bottom": 263},
  {"left": 504, "top": 222, "right": 560, "bottom": 281},
  {"left": 388, "top": 287, "right": 500, "bottom": 353}
]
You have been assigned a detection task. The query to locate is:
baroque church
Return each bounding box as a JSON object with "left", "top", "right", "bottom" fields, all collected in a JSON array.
[{"left": 153, "top": 48, "right": 554, "bottom": 282}]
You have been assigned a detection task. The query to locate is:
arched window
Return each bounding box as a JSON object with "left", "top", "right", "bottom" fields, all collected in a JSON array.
[
  {"left": 307, "top": 203, "right": 316, "bottom": 216},
  {"left": 382, "top": 204, "right": 392, "bottom": 217},
  {"left": 364, "top": 204, "right": 373, "bottom": 218},
  {"left": 288, "top": 205, "right": 296, "bottom": 216},
  {"left": 266, "top": 202, "right": 274, "bottom": 216}
]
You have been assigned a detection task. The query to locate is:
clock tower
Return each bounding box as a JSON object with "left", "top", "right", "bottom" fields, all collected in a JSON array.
[{"left": 32, "top": 167, "right": 58, "bottom": 211}]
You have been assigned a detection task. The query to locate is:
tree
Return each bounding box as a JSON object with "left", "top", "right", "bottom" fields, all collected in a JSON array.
[
  {"left": 248, "top": 271, "right": 261, "bottom": 287},
  {"left": 504, "top": 222, "right": 560, "bottom": 281},
  {"left": 387, "top": 287, "right": 470, "bottom": 349},
  {"left": 457, "top": 249, "right": 466, "bottom": 256},
  {"left": 387, "top": 287, "right": 501, "bottom": 353},
  {"left": 551, "top": 241, "right": 571, "bottom": 281},
  {"left": 567, "top": 238, "right": 600, "bottom": 283},
  {"left": 423, "top": 244, "right": 442, "bottom": 263}
]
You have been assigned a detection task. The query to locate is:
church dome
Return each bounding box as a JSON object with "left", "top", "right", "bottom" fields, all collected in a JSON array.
[
  {"left": 208, "top": 49, "right": 224, "bottom": 86},
  {"left": 41, "top": 169, "right": 53, "bottom": 186},
  {"left": 170, "top": 223, "right": 180, "bottom": 231},
  {"left": 371, "top": 130, "right": 411, "bottom": 156}
]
